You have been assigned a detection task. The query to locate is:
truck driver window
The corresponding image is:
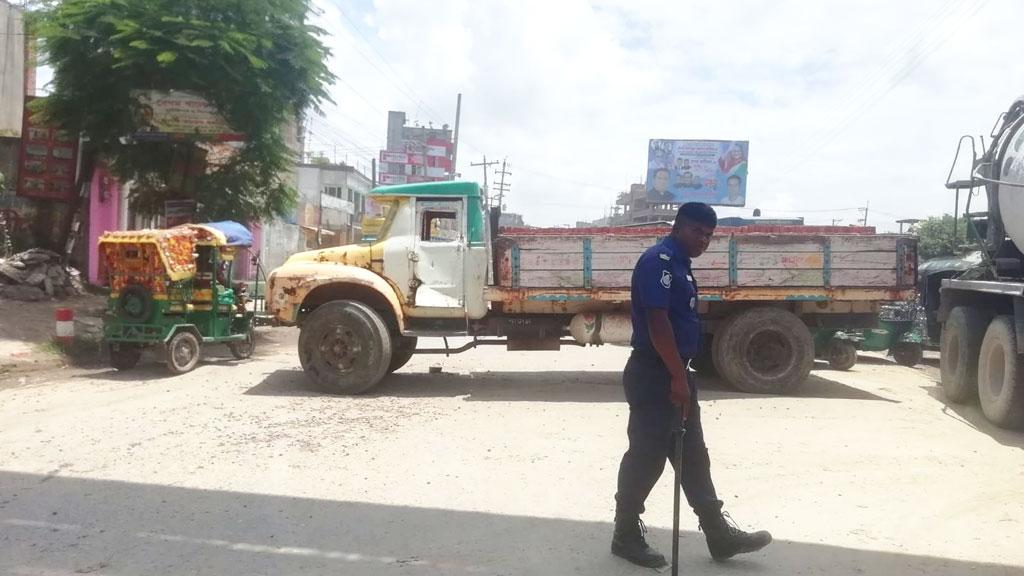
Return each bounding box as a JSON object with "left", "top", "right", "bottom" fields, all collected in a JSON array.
[{"left": 421, "top": 210, "right": 460, "bottom": 242}]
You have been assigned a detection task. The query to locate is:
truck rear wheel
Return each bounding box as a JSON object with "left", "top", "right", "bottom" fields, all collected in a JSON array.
[
  {"left": 977, "top": 316, "right": 1024, "bottom": 429},
  {"left": 299, "top": 300, "right": 393, "bottom": 395},
  {"left": 388, "top": 336, "right": 418, "bottom": 374},
  {"left": 711, "top": 316, "right": 737, "bottom": 378},
  {"left": 716, "top": 307, "right": 814, "bottom": 394},
  {"left": 940, "top": 306, "right": 987, "bottom": 403}
]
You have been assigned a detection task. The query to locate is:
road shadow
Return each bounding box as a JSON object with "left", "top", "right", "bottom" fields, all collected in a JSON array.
[
  {"left": 71, "top": 329, "right": 279, "bottom": 382},
  {"left": 922, "top": 383, "right": 1024, "bottom": 450},
  {"left": 1, "top": 471, "right": 1020, "bottom": 576},
  {"left": 248, "top": 368, "right": 897, "bottom": 403}
]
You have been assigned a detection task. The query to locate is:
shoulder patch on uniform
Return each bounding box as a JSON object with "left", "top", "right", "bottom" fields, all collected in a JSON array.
[
  {"left": 660, "top": 270, "right": 672, "bottom": 288},
  {"left": 659, "top": 253, "right": 671, "bottom": 261}
]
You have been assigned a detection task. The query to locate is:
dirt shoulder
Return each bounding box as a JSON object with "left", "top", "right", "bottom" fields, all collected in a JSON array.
[{"left": 0, "top": 294, "right": 107, "bottom": 380}]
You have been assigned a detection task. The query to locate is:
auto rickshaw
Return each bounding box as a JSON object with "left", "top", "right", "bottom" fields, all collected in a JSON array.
[
  {"left": 98, "top": 221, "right": 256, "bottom": 374},
  {"left": 814, "top": 302, "right": 926, "bottom": 370}
]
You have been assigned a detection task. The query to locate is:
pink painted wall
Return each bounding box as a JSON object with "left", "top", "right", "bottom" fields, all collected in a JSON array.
[{"left": 87, "top": 166, "right": 121, "bottom": 285}]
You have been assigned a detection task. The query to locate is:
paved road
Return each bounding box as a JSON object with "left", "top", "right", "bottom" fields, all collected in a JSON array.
[{"left": 2, "top": 329, "right": 1023, "bottom": 575}]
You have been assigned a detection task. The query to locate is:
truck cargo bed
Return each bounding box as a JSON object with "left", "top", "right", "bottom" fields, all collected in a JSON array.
[{"left": 493, "top": 227, "right": 917, "bottom": 301}]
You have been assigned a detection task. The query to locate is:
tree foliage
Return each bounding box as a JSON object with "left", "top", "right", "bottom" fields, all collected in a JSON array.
[
  {"left": 30, "top": 0, "right": 334, "bottom": 223},
  {"left": 912, "top": 214, "right": 968, "bottom": 260}
]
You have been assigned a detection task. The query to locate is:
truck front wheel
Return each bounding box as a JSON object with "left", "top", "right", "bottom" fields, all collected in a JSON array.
[
  {"left": 716, "top": 307, "right": 814, "bottom": 394},
  {"left": 388, "top": 336, "right": 418, "bottom": 374},
  {"left": 977, "top": 316, "right": 1024, "bottom": 429},
  {"left": 299, "top": 301, "right": 393, "bottom": 395}
]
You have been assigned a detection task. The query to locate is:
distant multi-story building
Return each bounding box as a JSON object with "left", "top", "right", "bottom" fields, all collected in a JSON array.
[
  {"left": 295, "top": 162, "right": 372, "bottom": 248},
  {"left": 577, "top": 183, "right": 676, "bottom": 228},
  {"left": 498, "top": 212, "right": 525, "bottom": 228},
  {"left": 378, "top": 110, "right": 454, "bottom": 185}
]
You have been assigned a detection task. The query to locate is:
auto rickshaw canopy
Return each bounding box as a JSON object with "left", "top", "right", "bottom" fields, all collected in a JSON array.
[{"left": 99, "top": 221, "right": 253, "bottom": 282}]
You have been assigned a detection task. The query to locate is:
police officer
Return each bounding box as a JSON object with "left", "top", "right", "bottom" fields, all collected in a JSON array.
[{"left": 611, "top": 202, "right": 772, "bottom": 568}]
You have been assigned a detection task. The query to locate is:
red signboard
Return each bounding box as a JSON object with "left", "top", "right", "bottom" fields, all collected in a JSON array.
[{"left": 17, "top": 97, "right": 79, "bottom": 202}]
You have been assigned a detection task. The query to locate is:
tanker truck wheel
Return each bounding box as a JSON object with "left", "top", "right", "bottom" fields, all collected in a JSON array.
[
  {"left": 299, "top": 300, "right": 393, "bottom": 395},
  {"left": 940, "top": 306, "right": 987, "bottom": 403},
  {"left": 716, "top": 307, "right": 814, "bottom": 394},
  {"left": 977, "top": 316, "right": 1024, "bottom": 429}
]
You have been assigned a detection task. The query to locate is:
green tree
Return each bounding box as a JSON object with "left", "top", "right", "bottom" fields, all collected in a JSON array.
[
  {"left": 29, "top": 0, "right": 334, "bottom": 227},
  {"left": 912, "top": 214, "right": 969, "bottom": 260}
]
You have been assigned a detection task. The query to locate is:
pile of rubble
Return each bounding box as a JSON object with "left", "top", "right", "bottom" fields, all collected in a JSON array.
[{"left": 0, "top": 249, "right": 85, "bottom": 301}]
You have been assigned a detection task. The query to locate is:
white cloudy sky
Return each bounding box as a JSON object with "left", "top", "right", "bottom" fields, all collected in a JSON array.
[
  {"left": 304, "top": 0, "right": 1024, "bottom": 230},
  {"left": 29, "top": 0, "right": 1009, "bottom": 229}
]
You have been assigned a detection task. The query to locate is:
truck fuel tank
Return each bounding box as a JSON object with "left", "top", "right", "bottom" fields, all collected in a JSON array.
[{"left": 569, "top": 313, "right": 633, "bottom": 346}]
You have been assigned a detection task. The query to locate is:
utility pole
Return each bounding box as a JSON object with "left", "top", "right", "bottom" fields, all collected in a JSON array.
[
  {"left": 470, "top": 156, "right": 499, "bottom": 200},
  {"left": 494, "top": 159, "right": 511, "bottom": 210},
  {"left": 451, "top": 93, "right": 462, "bottom": 180},
  {"left": 831, "top": 218, "right": 843, "bottom": 227},
  {"left": 858, "top": 201, "right": 870, "bottom": 226}
]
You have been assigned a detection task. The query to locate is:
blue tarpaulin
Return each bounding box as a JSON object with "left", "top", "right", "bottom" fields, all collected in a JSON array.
[{"left": 199, "top": 221, "right": 254, "bottom": 247}]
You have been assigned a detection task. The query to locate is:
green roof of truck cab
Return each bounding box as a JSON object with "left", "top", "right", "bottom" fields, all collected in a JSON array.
[{"left": 370, "top": 181, "right": 480, "bottom": 198}]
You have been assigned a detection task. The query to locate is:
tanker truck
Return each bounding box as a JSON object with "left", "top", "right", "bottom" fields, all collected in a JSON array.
[
  {"left": 938, "top": 97, "right": 1024, "bottom": 429},
  {"left": 267, "top": 181, "right": 916, "bottom": 395}
]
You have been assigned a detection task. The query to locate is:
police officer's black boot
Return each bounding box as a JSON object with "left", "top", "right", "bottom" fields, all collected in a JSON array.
[
  {"left": 611, "top": 515, "right": 668, "bottom": 568},
  {"left": 699, "top": 512, "right": 772, "bottom": 561}
]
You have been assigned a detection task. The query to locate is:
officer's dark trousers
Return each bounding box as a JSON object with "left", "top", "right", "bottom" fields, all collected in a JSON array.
[{"left": 615, "top": 350, "right": 723, "bottom": 521}]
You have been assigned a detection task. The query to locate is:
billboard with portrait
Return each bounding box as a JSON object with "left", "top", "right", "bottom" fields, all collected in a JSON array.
[{"left": 646, "top": 139, "right": 748, "bottom": 206}]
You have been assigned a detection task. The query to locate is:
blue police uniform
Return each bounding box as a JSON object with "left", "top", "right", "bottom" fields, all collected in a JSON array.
[{"left": 614, "top": 236, "right": 723, "bottom": 521}]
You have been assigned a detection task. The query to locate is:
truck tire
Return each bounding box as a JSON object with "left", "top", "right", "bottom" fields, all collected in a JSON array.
[
  {"left": 711, "top": 316, "right": 737, "bottom": 378},
  {"left": 977, "top": 316, "right": 1024, "bottom": 429},
  {"left": 892, "top": 342, "right": 923, "bottom": 367},
  {"left": 298, "top": 300, "right": 393, "bottom": 395},
  {"left": 826, "top": 339, "right": 858, "bottom": 371},
  {"left": 717, "top": 307, "right": 814, "bottom": 394},
  {"left": 388, "top": 336, "right": 418, "bottom": 374},
  {"left": 940, "top": 306, "right": 987, "bottom": 403}
]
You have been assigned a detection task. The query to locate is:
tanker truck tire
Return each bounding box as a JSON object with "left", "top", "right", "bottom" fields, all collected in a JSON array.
[
  {"left": 299, "top": 300, "right": 393, "bottom": 395},
  {"left": 977, "top": 316, "right": 1024, "bottom": 429},
  {"left": 716, "top": 307, "right": 814, "bottom": 394},
  {"left": 940, "top": 306, "right": 987, "bottom": 404}
]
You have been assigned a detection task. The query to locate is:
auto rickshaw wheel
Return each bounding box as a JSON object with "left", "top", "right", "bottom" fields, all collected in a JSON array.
[
  {"left": 827, "top": 339, "right": 858, "bottom": 371},
  {"left": 228, "top": 325, "right": 256, "bottom": 360},
  {"left": 118, "top": 284, "right": 153, "bottom": 322},
  {"left": 893, "top": 342, "right": 923, "bottom": 367},
  {"left": 109, "top": 343, "right": 142, "bottom": 370},
  {"left": 166, "top": 331, "right": 201, "bottom": 374}
]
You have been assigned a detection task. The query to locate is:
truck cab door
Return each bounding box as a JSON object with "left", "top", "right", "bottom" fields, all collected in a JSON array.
[{"left": 411, "top": 198, "right": 466, "bottom": 311}]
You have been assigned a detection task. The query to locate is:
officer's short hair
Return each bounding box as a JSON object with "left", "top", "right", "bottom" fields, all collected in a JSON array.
[{"left": 674, "top": 202, "right": 717, "bottom": 231}]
